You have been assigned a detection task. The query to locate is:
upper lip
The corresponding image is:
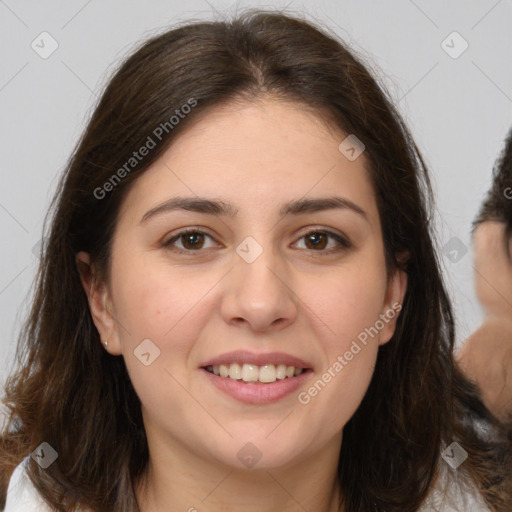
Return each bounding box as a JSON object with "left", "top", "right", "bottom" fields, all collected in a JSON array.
[{"left": 200, "top": 350, "right": 313, "bottom": 370}]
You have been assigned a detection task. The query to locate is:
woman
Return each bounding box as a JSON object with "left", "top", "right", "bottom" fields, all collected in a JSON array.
[
  {"left": 457, "top": 127, "right": 512, "bottom": 423},
  {"left": 1, "top": 9, "right": 510, "bottom": 512}
]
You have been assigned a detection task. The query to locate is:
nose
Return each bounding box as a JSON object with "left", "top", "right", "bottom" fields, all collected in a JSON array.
[{"left": 220, "top": 241, "right": 298, "bottom": 333}]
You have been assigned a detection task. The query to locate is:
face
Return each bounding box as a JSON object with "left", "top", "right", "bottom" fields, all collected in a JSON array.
[
  {"left": 472, "top": 221, "right": 512, "bottom": 317},
  {"left": 80, "top": 98, "right": 406, "bottom": 471}
]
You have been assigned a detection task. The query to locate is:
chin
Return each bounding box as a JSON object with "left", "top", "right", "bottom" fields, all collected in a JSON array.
[{"left": 199, "top": 429, "right": 311, "bottom": 471}]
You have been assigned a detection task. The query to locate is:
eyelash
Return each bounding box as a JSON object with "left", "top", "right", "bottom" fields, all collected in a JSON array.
[{"left": 162, "top": 227, "right": 351, "bottom": 256}]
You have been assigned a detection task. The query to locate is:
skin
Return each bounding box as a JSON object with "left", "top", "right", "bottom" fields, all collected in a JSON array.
[
  {"left": 457, "top": 221, "right": 512, "bottom": 421},
  {"left": 77, "top": 97, "right": 407, "bottom": 512}
]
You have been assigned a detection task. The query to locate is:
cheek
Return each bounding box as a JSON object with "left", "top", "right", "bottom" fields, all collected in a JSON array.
[
  {"left": 306, "top": 257, "right": 388, "bottom": 347},
  {"left": 296, "top": 259, "right": 386, "bottom": 421},
  {"left": 108, "top": 253, "right": 216, "bottom": 406},
  {"left": 111, "top": 251, "right": 213, "bottom": 341},
  {"left": 110, "top": 258, "right": 215, "bottom": 415},
  {"left": 299, "top": 310, "right": 380, "bottom": 433}
]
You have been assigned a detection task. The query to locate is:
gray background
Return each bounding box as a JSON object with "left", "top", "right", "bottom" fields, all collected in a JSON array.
[{"left": 1, "top": 0, "right": 511, "bottom": 422}]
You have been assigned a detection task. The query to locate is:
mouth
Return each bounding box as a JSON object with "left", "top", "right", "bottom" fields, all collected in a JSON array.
[
  {"left": 199, "top": 351, "right": 313, "bottom": 404},
  {"left": 203, "top": 363, "right": 309, "bottom": 384}
]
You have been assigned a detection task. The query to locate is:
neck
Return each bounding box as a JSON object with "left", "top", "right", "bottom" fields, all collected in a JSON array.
[{"left": 134, "top": 429, "right": 344, "bottom": 512}]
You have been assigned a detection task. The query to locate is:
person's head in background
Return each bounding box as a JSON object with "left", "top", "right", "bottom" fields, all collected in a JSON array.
[
  {"left": 456, "top": 127, "right": 512, "bottom": 422},
  {"left": 1, "top": 9, "right": 511, "bottom": 512},
  {"left": 471, "top": 127, "right": 512, "bottom": 318}
]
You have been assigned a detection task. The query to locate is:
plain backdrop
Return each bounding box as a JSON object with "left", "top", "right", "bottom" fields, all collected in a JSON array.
[{"left": 1, "top": 0, "right": 511, "bottom": 409}]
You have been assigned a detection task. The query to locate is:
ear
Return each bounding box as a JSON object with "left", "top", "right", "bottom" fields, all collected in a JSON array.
[
  {"left": 378, "top": 258, "right": 408, "bottom": 346},
  {"left": 75, "top": 251, "right": 122, "bottom": 355}
]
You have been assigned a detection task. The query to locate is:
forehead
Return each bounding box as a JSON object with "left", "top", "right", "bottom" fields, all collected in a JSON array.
[
  {"left": 118, "top": 98, "right": 379, "bottom": 226},
  {"left": 170, "top": 98, "right": 347, "bottom": 167}
]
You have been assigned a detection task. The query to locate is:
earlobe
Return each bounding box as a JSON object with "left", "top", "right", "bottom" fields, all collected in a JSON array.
[
  {"left": 75, "top": 251, "right": 120, "bottom": 354},
  {"left": 378, "top": 267, "right": 408, "bottom": 346}
]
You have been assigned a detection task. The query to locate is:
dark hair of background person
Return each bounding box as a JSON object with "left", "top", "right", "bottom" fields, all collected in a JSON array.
[
  {"left": 473, "top": 127, "right": 512, "bottom": 253},
  {"left": 0, "top": 9, "right": 511, "bottom": 512}
]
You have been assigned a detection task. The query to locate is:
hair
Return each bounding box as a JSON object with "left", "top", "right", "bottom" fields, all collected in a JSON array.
[
  {"left": 473, "top": 127, "right": 512, "bottom": 256},
  {"left": 1, "top": 9, "right": 511, "bottom": 512}
]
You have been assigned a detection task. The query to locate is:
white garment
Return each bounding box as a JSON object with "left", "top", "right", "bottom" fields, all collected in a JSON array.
[
  {"left": 4, "top": 456, "right": 53, "bottom": 511},
  {"left": 418, "top": 462, "right": 491, "bottom": 512},
  {"left": 4, "top": 456, "right": 492, "bottom": 511}
]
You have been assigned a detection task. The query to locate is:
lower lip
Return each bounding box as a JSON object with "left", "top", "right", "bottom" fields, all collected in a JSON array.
[{"left": 200, "top": 368, "right": 312, "bottom": 404}]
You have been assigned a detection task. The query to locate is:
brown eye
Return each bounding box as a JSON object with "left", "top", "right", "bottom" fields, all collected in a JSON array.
[
  {"left": 294, "top": 229, "right": 351, "bottom": 254},
  {"left": 181, "top": 232, "right": 205, "bottom": 250},
  {"left": 304, "top": 232, "right": 328, "bottom": 250},
  {"left": 163, "top": 229, "right": 217, "bottom": 254}
]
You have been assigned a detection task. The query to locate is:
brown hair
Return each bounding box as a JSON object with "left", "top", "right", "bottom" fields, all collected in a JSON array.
[{"left": 1, "top": 9, "right": 511, "bottom": 512}]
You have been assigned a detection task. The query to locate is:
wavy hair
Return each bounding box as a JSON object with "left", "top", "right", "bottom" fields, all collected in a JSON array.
[{"left": 1, "top": 9, "right": 511, "bottom": 512}]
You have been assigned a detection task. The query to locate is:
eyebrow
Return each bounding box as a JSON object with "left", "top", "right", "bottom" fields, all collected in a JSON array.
[{"left": 140, "top": 195, "right": 368, "bottom": 223}]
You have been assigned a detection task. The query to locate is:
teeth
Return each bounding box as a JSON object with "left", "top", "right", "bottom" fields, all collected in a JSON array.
[
  {"left": 229, "top": 362, "right": 242, "bottom": 380},
  {"left": 206, "top": 363, "right": 305, "bottom": 383},
  {"left": 259, "top": 364, "right": 277, "bottom": 383},
  {"left": 241, "top": 363, "right": 259, "bottom": 382},
  {"left": 276, "top": 364, "right": 287, "bottom": 380}
]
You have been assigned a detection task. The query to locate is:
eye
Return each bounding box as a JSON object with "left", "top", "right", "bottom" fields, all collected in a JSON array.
[
  {"left": 162, "top": 227, "right": 351, "bottom": 256},
  {"left": 162, "top": 229, "right": 218, "bottom": 254},
  {"left": 293, "top": 229, "right": 351, "bottom": 254}
]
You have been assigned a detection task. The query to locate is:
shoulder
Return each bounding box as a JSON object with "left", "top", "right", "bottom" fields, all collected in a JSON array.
[
  {"left": 419, "top": 463, "right": 491, "bottom": 512},
  {"left": 4, "top": 456, "right": 53, "bottom": 511},
  {"left": 3, "top": 457, "right": 91, "bottom": 512}
]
